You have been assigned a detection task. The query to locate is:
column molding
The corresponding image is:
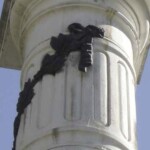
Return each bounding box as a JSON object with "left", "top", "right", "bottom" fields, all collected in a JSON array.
[
  {"left": 8, "top": 1, "right": 150, "bottom": 150},
  {"left": 10, "top": 0, "right": 150, "bottom": 82}
]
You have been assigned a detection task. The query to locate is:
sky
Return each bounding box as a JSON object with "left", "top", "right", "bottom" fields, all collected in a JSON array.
[{"left": 0, "top": 0, "right": 150, "bottom": 150}]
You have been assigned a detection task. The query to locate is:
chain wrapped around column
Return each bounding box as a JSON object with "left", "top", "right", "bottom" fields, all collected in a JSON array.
[
  {"left": 12, "top": 23, "right": 104, "bottom": 150},
  {"left": 8, "top": 0, "right": 150, "bottom": 150}
]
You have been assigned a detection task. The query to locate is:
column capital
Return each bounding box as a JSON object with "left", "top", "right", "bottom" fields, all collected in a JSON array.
[
  {"left": 0, "top": 0, "right": 150, "bottom": 76},
  {"left": 9, "top": 0, "right": 150, "bottom": 82},
  {"left": 10, "top": 0, "right": 150, "bottom": 47}
]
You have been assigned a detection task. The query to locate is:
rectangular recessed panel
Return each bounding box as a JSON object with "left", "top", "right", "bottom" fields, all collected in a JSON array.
[
  {"left": 93, "top": 52, "right": 108, "bottom": 126},
  {"left": 118, "top": 63, "right": 129, "bottom": 140},
  {"left": 81, "top": 65, "right": 94, "bottom": 123},
  {"left": 37, "top": 75, "right": 54, "bottom": 128},
  {"left": 64, "top": 53, "right": 82, "bottom": 121}
]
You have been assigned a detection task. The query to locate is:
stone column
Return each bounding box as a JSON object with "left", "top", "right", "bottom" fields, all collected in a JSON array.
[{"left": 10, "top": 0, "right": 150, "bottom": 150}]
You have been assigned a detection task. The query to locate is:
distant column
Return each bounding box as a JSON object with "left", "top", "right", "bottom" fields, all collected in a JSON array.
[{"left": 9, "top": 1, "right": 150, "bottom": 150}]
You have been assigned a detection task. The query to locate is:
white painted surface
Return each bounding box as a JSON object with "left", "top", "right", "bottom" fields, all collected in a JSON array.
[{"left": 9, "top": 0, "right": 150, "bottom": 150}]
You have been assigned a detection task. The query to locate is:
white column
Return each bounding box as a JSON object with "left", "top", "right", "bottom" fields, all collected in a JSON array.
[{"left": 10, "top": 1, "right": 150, "bottom": 150}]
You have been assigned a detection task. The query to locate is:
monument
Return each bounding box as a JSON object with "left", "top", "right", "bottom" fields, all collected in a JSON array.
[{"left": 0, "top": 0, "right": 150, "bottom": 150}]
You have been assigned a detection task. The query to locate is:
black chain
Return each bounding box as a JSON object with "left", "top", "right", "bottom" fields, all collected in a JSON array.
[{"left": 12, "top": 23, "right": 104, "bottom": 150}]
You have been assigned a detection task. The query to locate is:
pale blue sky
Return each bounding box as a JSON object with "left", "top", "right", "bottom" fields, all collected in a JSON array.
[{"left": 0, "top": 0, "right": 150, "bottom": 150}]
